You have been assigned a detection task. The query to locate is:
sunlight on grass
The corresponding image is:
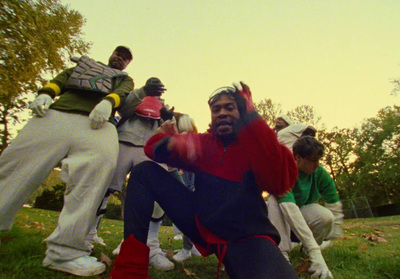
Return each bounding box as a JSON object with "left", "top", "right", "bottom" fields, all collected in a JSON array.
[{"left": 0, "top": 208, "right": 399, "bottom": 279}]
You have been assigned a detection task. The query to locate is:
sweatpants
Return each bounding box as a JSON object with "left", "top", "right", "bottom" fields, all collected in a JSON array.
[
  {"left": 0, "top": 109, "right": 118, "bottom": 261},
  {"left": 267, "top": 195, "right": 334, "bottom": 254},
  {"left": 124, "top": 161, "right": 298, "bottom": 279}
]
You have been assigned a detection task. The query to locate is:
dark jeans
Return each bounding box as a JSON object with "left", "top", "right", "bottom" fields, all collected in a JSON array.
[{"left": 124, "top": 161, "right": 298, "bottom": 279}]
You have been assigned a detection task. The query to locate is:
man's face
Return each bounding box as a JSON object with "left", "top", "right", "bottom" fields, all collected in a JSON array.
[
  {"left": 108, "top": 50, "right": 131, "bottom": 70},
  {"left": 210, "top": 94, "right": 240, "bottom": 138},
  {"left": 295, "top": 152, "right": 321, "bottom": 174},
  {"left": 275, "top": 117, "right": 289, "bottom": 132}
]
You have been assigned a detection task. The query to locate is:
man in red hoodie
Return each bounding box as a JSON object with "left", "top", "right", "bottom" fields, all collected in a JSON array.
[{"left": 109, "top": 82, "right": 299, "bottom": 279}]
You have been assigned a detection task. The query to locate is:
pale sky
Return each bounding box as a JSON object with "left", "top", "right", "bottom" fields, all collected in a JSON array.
[{"left": 61, "top": 0, "right": 400, "bottom": 133}]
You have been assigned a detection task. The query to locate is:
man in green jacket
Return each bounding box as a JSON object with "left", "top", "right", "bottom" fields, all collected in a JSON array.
[
  {"left": 0, "top": 46, "right": 133, "bottom": 277},
  {"left": 268, "top": 136, "right": 343, "bottom": 279}
]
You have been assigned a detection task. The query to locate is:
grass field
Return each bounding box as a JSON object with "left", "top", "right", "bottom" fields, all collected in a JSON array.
[{"left": 0, "top": 207, "right": 399, "bottom": 279}]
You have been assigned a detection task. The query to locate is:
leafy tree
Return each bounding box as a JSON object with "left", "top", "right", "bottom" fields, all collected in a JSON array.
[
  {"left": 391, "top": 78, "right": 400, "bottom": 96},
  {"left": 348, "top": 106, "right": 400, "bottom": 206},
  {"left": 0, "top": 0, "right": 90, "bottom": 153},
  {"left": 254, "top": 98, "right": 282, "bottom": 127},
  {"left": 318, "top": 128, "right": 356, "bottom": 179},
  {"left": 318, "top": 127, "right": 357, "bottom": 199},
  {"left": 287, "top": 105, "right": 325, "bottom": 131},
  {"left": 254, "top": 98, "right": 324, "bottom": 130}
]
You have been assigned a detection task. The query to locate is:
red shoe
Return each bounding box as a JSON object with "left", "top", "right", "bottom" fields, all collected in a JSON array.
[{"left": 108, "top": 234, "right": 151, "bottom": 279}]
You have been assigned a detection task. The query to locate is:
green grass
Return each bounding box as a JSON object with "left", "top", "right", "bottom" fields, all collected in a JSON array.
[{"left": 1, "top": 208, "right": 400, "bottom": 279}]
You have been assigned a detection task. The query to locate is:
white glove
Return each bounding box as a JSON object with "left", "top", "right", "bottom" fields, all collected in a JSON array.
[
  {"left": 280, "top": 202, "right": 333, "bottom": 278},
  {"left": 89, "top": 100, "right": 113, "bottom": 129},
  {"left": 29, "top": 94, "right": 53, "bottom": 117},
  {"left": 325, "top": 201, "right": 344, "bottom": 239},
  {"left": 280, "top": 202, "right": 321, "bottom": 251},
  {"left": 308, "top": 248, "right": 333, "bottom": 279},
  {"left": 178, "top": 114, "right": 196, "bottom": 133}
]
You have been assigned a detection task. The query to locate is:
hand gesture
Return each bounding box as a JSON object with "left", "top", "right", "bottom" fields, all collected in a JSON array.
[
  {"left": 144, "top": 77, "right": 166, "bottom": 96},
  {"left": 233, "top": 81, "right": 255, "bottom": 113},
  {"left": 29, "top": 94, "right": 53, "bottom": 117},
  {"left": 177, "top": 115, "right": 197, "bottom": 133},
  {"left": 89, "top": 100, "right": 113, "bottom": 129}
]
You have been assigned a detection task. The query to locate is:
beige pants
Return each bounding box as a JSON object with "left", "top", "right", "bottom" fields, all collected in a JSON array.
[
  {"left": 0, "top": 109, "right": 118, "bottom": 261},
  {"left": 268, "top": 196, "right": 334, "bottom": 253}
]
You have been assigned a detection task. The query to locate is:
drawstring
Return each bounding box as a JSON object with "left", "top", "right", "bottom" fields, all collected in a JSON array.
[{"left": 216, "top": 243, "right": 228, "bottom": 279}]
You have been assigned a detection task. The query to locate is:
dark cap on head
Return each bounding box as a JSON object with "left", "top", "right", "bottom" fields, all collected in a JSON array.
[{"left": 115, "top": 46, "right": 133, "bottom": 61}]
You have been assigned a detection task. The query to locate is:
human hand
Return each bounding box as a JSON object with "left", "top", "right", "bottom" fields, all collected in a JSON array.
[
  {"left": 144, "top": 77, "right": 166, "bottom": 96},
  {"left": 308, "top": 249, "right": 333, "bottom": 279},
  {"left": 89, "top": 100, "right": 113, "bottom": 129},
  {"left": 169, "top": 133, "right": 199, "bottom": 163},
  {"left": 159, "top": 119, "right": 178, "bottom": 134},
  {"left": 178, "top": 114, "right": 196, "bottom": 133},
  {"left": 233, "top": 81, "right": 255, "bottom": 113},
  {"left": 160, "top": 105, "right": 175, "bottom": 121},
  {"left": 29, "top": 94, "right": 53, "bottom": 117}
]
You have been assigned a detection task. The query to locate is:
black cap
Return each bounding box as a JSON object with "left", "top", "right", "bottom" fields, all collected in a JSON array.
[{"left": 115, "top": 46, "right": 133, "bottom": 61}]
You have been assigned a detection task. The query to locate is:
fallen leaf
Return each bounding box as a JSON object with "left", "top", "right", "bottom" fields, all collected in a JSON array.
[
  {"left": 297, "top": 262, "right": 310, "bottom": 273},
  {"left": 358, "top": 244, "right": 368, "bottom": 250},
  {"left": 99, "top": 253, "right": 113, "bottom": 267},
  {"left": 102, "top": 231, "right": 112, "bottom": 234},
  {"left": 183, "top": 268, "right": 196, "bottom": 277},
  {"left": 164, "top": 250, "right": 175, "bottom": 259},
  {"left": 0, "top": 236, "right": 13, "bottom": 243},
  {"left": 377, "top": 237, "right": 387, "bottom": 243}
]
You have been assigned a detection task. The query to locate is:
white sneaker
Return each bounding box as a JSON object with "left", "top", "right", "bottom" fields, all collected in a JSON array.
[
  {"left": 43, "top": 255, "right": 106, "bottom": 276},
  {"left": 173, "top": 234, "right": 183, "bottom": 240},
  {"left": 149, "top": 253, "right": 175, "bottom": 271},
  {"left": 93, "top": 235, "right": 106, "bottom": 246},
  {"left": 112, "top": 239, "right": 123, "bottom": 255},
  {"left": 173, "top": 249, "right": 191, "bottom": 262}
]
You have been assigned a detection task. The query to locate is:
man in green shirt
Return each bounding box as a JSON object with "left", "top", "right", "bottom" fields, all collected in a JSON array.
[
  {"left": 268, "top": 136, "right": 343, "bottom": 279},
  {"left": 0, "top": 46, "right": 133, "bottom": 277}
]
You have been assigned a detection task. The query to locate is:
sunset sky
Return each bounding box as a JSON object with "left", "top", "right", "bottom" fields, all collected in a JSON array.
[{"left": 61, "top": 0, "right": 400, "bottom": 132}]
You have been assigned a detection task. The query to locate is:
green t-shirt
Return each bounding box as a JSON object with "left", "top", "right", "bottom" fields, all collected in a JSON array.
[{"left": 278, "top": 165, "right": 340, "bottom": 207}]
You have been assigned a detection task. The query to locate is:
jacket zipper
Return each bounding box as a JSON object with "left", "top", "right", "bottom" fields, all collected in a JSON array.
[{"left": 220, "top": 147, "right": 226, "bottom": 166}]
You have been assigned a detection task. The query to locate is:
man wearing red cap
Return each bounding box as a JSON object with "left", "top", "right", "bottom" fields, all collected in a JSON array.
[{"left": 87, "top": 77, "right": 196, "bottom": 271}]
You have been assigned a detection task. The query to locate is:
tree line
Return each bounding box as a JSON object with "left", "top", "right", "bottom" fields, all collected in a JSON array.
[{"left": 1, "top": 0, "right": 399, "bottom": 209}]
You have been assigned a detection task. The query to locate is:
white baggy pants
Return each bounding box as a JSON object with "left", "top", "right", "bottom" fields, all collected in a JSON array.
[
  {"left": 0, "top": 109, "right": 118, "bottom": 261},
  {"left": 268, "top": 196, "right": 334, "bottom": 253}
]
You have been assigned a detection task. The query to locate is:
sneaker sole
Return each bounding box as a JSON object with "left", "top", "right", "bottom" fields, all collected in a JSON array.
[
  {"left": 44, "top": 261, "right": 106, "bottom": 277},
  {"left": 149, "top": 262, "right": 175, "bottom": 271}
]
